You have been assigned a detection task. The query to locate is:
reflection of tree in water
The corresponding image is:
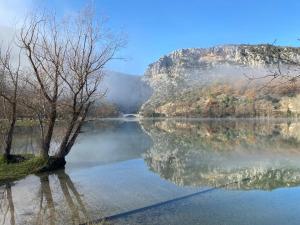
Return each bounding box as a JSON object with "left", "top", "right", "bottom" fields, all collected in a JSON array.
[
  {"left": 57, "top": 172, "right": 88, "bottom": 225},
  {"left": 36, "top": 175, "right": 55, "bottom": 225},
  {"left": 0, "top": 170, "right": 89, "bottom": 225},
  {"left": 141, "top": 119, "right": 300, "bottom": 190},
  {"left": 35, "top": 171, "right": 89, "bottom": 225},
  {"left": 0, "top": 183, "right": 15, "bottom": 225}
]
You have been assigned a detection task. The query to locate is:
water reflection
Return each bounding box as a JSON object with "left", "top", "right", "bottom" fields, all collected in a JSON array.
[
  {"left": 3, "top": 119, "right": 300, "bottom": 224},
  {"left": 141, "top": 119, "right": 300, "bottom": 190},
  {"left": 0, "top": 170, "right": 90, "bottom": 225},
  {"left": 0, "top": 183, "right": 15, "bottom": 225},
  {"left": 1, "top": 120, "right": 152, "bottom": 168},
  {"left": 0, "top": 125, "right": 40, "bottom": 155},
  {"left": 68, "top": 120, "right": 152, "bottom": 167}
]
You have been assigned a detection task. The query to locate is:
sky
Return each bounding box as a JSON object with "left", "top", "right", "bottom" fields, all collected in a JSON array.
[{"left": 1, "top": 0, "right": 300, "bottom": 75}]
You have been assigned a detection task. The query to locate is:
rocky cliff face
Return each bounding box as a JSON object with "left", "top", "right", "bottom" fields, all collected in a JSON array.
[{"left": 141, "top": 45, "right": 300, "bottom": 117}]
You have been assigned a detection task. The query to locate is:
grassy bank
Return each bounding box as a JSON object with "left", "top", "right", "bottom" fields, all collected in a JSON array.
[{"left": 0, "top": 154, "right": 46, "bottom": 184}]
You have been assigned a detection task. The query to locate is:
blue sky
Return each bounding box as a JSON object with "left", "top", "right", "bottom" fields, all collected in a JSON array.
[{"left": 1, "top": 0, "right": 300, "bottom": 75}]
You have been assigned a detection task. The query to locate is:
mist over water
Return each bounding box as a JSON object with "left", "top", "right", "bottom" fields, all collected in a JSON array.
[{"left": 99, "top": 71, "right": 153, "bottom": 114}]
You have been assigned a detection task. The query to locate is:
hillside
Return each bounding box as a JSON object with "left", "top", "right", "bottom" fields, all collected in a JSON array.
[{"left": 140, "top": 45, "right": 300, "bottom": 117}]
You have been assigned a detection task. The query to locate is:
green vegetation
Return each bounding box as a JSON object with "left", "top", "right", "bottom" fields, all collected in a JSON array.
[{"left": 0, "top": 154, "right": 46, "bottom": 183}]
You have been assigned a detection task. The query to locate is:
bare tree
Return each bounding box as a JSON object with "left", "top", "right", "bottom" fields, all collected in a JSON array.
[
  {"left": 55, "top": 8, "right": 123, "bottom": 161},
  {"left": 20, "top": 7, "right": 124, "bottom": 170},
  {"left": 20, "top": 13, "right": 65, "bottom": 161},
  {"left": 0, "top": 46, "right": 21, "bottom": 162}
]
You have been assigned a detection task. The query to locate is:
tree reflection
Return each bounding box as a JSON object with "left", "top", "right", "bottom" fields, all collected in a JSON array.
[
  {"left": 141, "top": 119, "right": 300, "bottom": 190},
  {"left": 35, "top": 175, "right": 56, "bottom": 225},
  {"left": 57, "top": 171, "right": 88, "bottom": 225},
  {"left": 0, "top": 170, "right": 89, "bottom": 225},
  {"left": 0, "top": 183, "right": 15, "bottom": 225}
]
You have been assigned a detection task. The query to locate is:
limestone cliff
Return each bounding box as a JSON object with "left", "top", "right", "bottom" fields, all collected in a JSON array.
[{"left": 141, "top": 44, "right": 300, "bottom": 117}]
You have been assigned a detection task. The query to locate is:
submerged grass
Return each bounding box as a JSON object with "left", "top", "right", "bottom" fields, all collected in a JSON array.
[{"left": 0, "top": 154, "right": 46, "bottom": 184}]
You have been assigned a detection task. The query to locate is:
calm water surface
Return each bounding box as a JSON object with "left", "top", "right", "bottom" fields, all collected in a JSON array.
[{"left": 2, "top": 119, "right": 300, "bottom": 225}]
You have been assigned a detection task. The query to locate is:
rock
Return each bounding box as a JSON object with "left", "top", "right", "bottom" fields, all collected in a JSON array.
[{"left": 140, "top": 44, "right": 300, "bottom": 117}]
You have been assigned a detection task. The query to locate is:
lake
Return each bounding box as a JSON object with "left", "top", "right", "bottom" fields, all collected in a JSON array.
[{"left": 2, "top": 118, "right": 300, "bottom": 225}]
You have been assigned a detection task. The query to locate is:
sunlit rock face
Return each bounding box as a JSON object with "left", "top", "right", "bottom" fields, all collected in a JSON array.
[
  {"left": 141, "top": 45, "right": 300, "bottom": 117},
  {"left": 141, "top": 119, "right": 300, "bottom": 190}
]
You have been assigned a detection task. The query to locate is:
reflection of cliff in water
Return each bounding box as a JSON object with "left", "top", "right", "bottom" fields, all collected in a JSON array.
[{"left": 141, "top": 119, "right": 300, "bottom": 190}]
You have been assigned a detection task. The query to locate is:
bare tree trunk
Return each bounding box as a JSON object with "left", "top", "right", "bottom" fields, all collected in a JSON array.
[
  {"left": 56, "top": 103, "right": 91, "bottom": 161},
  {"left": 56, "top": 115, "right": 79, "bottom": 158},
  {"left": 41, "top": 105, "right": 57, "bottom": 160},
  {"left": 3, "top": 104, "right": 16, "bottom": 161}
]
